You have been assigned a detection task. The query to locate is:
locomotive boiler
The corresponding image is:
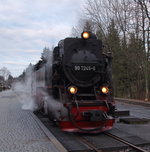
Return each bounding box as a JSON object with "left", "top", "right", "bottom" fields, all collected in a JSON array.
[{"left": 33, "top": 32, "right": 115, "bottom": 133}]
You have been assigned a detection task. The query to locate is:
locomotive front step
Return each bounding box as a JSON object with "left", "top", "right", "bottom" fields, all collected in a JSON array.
[{"left": 82, "top": 110, "right": 108, "bottom": 121}]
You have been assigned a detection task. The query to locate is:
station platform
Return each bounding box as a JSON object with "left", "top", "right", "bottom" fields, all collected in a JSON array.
[
  {"left": 115, "top": 97, "right": 150, "bottom": 107},
  {"left": 0, "top": 90, "right": 67, "bottom": 152},
  {"left": 115, "top": 100, "right": 150, "bottom": 143}
]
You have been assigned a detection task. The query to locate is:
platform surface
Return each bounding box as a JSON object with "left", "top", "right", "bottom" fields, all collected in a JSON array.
[
  {"left": 0, "top": 90, "right": 66, "bottom": 152},
  {"left": 115, "top": 100, "right": 150, "bottom": 142}
]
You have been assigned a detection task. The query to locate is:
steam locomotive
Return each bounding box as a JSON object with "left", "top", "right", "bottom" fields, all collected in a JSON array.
[{"left": 32, "top": 32, "right": 115, "bottom": 133}]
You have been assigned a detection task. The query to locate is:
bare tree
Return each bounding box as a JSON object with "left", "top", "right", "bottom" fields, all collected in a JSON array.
[
  {"left": 135, "top": 0, "right": 150, "bottom": 21},
  {"left": 71, "top": 18, "right": 95, "bottom": 37},
  {"left": 134, "top": 0, "right": 150, "bottom": 101},
  {"left": 0, "top": 67, "right": 11, "bottom": 80},
  {"left": 85, "top": 0, "right": 113, "bottom": 39}
]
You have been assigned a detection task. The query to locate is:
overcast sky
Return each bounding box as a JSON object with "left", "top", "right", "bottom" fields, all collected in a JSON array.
[{"left": 0, "top": 0, "right": 85, "bottom": 77}]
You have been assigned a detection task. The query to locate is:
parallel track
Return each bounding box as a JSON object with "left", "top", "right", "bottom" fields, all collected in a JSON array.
[
  {"left": 75, "top": 132, "right": 149, "bottom": 152},
  {"left": 104, "top": 132, "right": 148, "bottom": 152}
]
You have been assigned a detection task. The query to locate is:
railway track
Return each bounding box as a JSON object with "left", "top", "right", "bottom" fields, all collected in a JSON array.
[
  {"left": 104, "top": 132, "right": 148, "bottom": 152},
  {"left": 35, "top": 112, "right": 149, "bottom": 152},
  {"left": 75, "top": 134, "right": 102, "bottom": 152},
  {"left": 75, "top": 132, "right": 148, "bottom": 152}
]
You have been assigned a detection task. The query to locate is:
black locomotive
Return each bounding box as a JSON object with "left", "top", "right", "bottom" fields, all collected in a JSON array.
[{"left": 33, "top": 32, "right": 115, "bottom": 133}]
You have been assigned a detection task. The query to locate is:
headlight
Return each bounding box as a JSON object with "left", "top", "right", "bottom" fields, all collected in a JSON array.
[
  {"left": 68, "top": 86, "right": 78, "bottom": 94},
  {"left": 101, "top": 86, "right": 109, "bottom": 94},
  {"left": 81, "top": 31, "right": 90, "bottom": 39}
]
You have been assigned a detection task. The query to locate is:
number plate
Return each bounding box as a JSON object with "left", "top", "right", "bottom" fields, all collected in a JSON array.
[{"left": 74, "top": 65, "right": 96, "bottom": 71}]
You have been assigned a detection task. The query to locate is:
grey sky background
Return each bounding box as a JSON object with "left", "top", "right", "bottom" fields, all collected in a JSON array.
[{"left": 0, "top": 0, "right": 85, "bottom": 77}]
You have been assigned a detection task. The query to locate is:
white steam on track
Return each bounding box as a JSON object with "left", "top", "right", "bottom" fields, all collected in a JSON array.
[
  {"left": 12, "top": 49, "right": 53, "bottom": 111},
  {"left": 11, "top": 48, "right": 66, "bottom": 118},
  {"left": 43, "top": 92, "right": 68, "bottom": 120},
  {"left": 12, "top": 65, "right": 37, "bottom": 111},
  {"left": 12, "top": 48, "right": 67, "bottom": 120}
]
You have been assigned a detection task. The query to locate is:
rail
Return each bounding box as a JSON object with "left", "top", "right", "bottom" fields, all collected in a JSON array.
[
  {"left": 75, "top": 135, "right": 102, "bottom": 152},
  {"left": 104, "top": 132, "right": 148, "bottom": 152}
]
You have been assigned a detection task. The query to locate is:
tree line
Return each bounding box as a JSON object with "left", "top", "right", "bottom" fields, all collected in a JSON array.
[{"left": 72, "top": 0, "right": 150, "bottom": 100}]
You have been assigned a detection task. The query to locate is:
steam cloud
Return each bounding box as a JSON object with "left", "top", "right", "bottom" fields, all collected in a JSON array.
[
  {"left": 12, "top": 65, "right": 37, "bottom": 111},
  {"left": 12, "top": 48, "right": 67, "bottom": 120}
]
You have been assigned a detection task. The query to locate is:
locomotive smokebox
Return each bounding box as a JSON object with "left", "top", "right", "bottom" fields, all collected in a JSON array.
[{"left": 63, "top": 37, "right": 103, "bottom": 87}]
